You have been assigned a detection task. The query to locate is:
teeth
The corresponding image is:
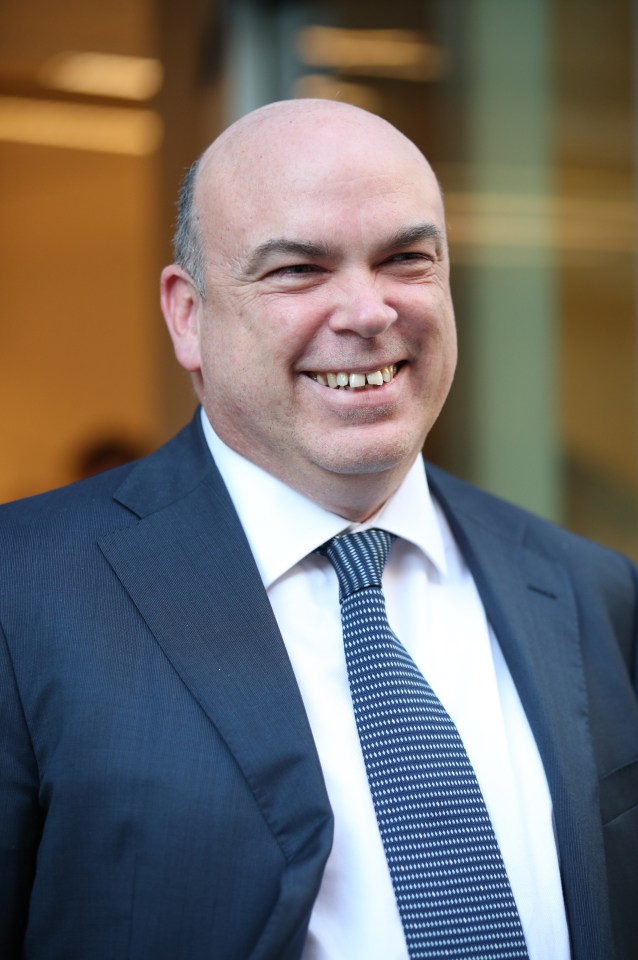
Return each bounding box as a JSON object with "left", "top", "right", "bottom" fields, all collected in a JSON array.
[{"left": 311, "top": 365, "right": 397, "bottom": 389}]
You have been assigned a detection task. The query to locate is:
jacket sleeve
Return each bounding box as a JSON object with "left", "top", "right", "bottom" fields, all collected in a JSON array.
[
  {"left": 0, "top": 622, "right": 41, "bottom": 957},
  {"left": 630, "top": 559, "right": 638, "bottom": 696}
]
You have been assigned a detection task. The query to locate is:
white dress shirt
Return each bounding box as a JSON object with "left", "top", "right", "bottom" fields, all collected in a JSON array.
[{"left": 201, "top": 411, "right": 571, "bottom": 960}]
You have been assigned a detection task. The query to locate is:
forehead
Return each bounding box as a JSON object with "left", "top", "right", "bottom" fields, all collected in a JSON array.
[{"left": 196, "top": 112, "right": 444, "bottom": 256}]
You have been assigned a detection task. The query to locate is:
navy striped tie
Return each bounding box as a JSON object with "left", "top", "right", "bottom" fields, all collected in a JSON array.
[{"left": 320, "top": 528, "right": 529, "bottom": 959}]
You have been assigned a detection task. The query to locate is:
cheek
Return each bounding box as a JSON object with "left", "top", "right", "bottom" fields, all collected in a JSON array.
[
  {"left": 424, "top": 288, "right": 456, "bottom": 347},
  {"left": 200, "top": 328, "right": 289, "bottom": 416},
  {"left": 198, "top": 311, "right": 256, "bottom": 380}
]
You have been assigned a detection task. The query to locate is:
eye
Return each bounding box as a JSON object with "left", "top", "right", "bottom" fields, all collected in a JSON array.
[
  {"left": 272, "top": 263, "right": 320, "bottom": 276},
  {"left": 262, "top": 262, "right": 327, "bottom": 287},
  {"left": 382, "top": 251, "right": 436, "bottom": 277},
  {"left": 387, "top": 251, "right": 432, "bottom": 265}
]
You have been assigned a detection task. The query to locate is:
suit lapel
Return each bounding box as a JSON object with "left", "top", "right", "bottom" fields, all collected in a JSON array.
[
  {"left": 428, "top": 466, "right": 613, "bottom": 960},
  {"left": 98, "top": 420, "right": 332, "bottom": 914}
]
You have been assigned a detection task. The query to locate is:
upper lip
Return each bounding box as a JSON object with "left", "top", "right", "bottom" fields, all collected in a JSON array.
[{"left": 304, "top": 361, "right": 403, "bottom": 374}]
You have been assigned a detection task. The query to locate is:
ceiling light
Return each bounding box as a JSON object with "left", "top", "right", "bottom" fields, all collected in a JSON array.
[
  {"left": 38, "top": 52, "right": 164, "bottom": 101},
  {"left": 297, "top": 27, "right": 446, "bottom": 81},
  {"left": 0, "top": 96, "right": 163, "bottom": 155}
]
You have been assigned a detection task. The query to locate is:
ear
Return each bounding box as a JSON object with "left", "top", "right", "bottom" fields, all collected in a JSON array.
[{"left": 160, "top": 265, "right": 203, "bottom": 373}]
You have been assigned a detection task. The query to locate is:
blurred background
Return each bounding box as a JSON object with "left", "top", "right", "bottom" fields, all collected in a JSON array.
[{"left": 1, "top": 0, "right": 637, "bottom": 561}]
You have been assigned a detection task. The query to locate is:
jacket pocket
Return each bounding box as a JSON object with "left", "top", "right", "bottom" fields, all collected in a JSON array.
[
  {"left": 600, "top": 757, "right": 638, "bottom": 825},
  {"left": 600, "top": 761, "right": 638, "bottom": 960}
]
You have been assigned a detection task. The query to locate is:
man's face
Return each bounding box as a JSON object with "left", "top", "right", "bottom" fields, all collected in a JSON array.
[{"left": 176, "top": 107, "right": 456, "bottom": 514}]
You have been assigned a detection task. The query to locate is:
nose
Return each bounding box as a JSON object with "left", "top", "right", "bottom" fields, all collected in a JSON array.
[{"left": 328, "top": 275, "right": 398, "bottom": 338}]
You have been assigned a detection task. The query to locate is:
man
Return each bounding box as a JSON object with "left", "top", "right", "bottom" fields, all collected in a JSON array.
[{"left": 0, "top": 100, "right": 636, "bottom": 960}]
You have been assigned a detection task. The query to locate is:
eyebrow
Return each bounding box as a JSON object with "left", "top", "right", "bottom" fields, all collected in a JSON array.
[
  {"left": 241, "top": 239, "right": 334, "bottom": 277},
  {"left": 384, "top": 222, "right": 445, "bottom": 252},
  {"left": 241, "top": 221, "right": 445, "bottom": 277}
]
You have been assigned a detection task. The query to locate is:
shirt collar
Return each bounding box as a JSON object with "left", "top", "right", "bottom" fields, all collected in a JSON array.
[{"left": 201, "top": 409, "right": 447, "bottom": 588}]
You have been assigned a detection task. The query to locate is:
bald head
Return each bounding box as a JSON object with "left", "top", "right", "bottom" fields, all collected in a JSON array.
[
  {"left": 200, "top": 99, "right": 429, "bottom": 179},
  {"left": 173, "top": 99, "right": 439, "bottom": 296}
]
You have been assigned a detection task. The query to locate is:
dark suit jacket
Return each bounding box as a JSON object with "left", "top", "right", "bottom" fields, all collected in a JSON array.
[{"left": 1, "top": 413, "right": 637, "bottom": 960}]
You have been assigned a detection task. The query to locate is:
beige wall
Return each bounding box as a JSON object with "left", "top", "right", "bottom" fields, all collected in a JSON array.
[
  {"left": 0, "top": 0, "right": 219, "bottom": 500},
  {"left": 1, "top": 142, "right": 161, "bottom": 499}
]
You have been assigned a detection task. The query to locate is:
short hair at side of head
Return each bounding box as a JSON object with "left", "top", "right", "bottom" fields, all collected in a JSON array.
[{"left": 173, "top": 157, "right": 206, "bottom": 297}]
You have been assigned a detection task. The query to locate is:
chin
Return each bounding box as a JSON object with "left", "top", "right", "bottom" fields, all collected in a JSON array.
[{"left": 313, "top": 438, "right": 421, "bottom": 478}]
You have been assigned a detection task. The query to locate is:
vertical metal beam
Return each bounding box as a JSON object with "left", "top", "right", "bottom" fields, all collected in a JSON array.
[{"left": 463, "top": 0, "right": 563, "bottom": 521}]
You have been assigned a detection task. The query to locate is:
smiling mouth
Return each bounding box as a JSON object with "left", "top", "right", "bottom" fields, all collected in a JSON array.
[{"left": 308, "top": 364, "right": 399, "bottom": 390}]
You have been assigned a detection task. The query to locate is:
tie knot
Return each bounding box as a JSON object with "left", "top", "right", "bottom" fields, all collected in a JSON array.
[{"left": 320, "top": 528, "right": 395, "bottom": 600}]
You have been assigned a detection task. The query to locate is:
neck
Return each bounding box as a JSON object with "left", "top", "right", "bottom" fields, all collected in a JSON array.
[{"left": 274, "top": 460, "right": 413, "bottom": 523}]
